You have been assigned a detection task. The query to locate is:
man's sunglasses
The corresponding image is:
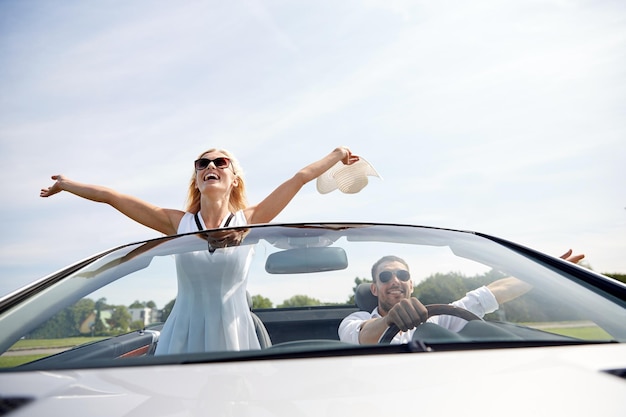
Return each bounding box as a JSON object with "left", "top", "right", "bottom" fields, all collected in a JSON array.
[
  {"left": 378, "top": 269, "right": 411, "bottom": 283},
  {"left": 194, "top": 157, "right": 232, "bottom": 171}
]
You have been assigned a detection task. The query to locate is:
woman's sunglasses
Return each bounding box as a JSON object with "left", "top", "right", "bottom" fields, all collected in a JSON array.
[
  {"left": 194, "top": 157, "right": 232, "bottom": 171},
  {"left": 378, "top": 269, "right": 411, "bottom": 283}
]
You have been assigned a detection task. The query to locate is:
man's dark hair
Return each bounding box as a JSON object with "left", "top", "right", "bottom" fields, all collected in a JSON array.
[{"left": 371, "top": 255, "right": 410, "bottom": 282}]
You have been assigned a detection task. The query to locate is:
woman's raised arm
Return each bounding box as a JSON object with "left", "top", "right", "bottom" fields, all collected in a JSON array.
[
  {"left": 41, "top": 175, "right": 183, "bottom": 235},
  {"left": 245, "top": 147, "right": 358, "bottom": 225}
]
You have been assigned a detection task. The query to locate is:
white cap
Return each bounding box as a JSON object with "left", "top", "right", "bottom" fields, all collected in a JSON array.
[{"left": 316, "top": 157, "right": 381, "bottom": 194}]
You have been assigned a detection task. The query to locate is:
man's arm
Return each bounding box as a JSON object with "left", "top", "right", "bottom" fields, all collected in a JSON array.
[
  {"left": 487, "top": 249, "right": 584, "bottom": 305},
  {"left": 338, "top": 311, "right": 372, "bottom": 344},
  {"left": 357, "top": 298, "right": 428, "bottom": 344}
]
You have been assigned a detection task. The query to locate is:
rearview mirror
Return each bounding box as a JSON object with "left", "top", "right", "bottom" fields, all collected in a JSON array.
[{"left": 265, "top": 247, "right": 348, "bottom": 274}]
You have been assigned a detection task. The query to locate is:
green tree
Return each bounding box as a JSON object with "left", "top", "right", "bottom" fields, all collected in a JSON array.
[
  {"left": 92, "top": 317, "right": 107, "bottom": 336},
  {"left": 251, "top": 294, "right": 273, "bottom": 309},
  {"left": 161, "top": 299, "right": 176, "bottom": 322},
  {"left": 414, "top": 272, "right": 468, "bottom": 304},
  {"left": 106, "top": 306, "right": 132, "bottom": 333},
  {"left": 93, "top": 298, "right": 108, "bottom": 336},
  {"left": 130, "top": 320, "right": 146, "bottom": 331},
  {"left": 129, "top": 300, "right": 145, "bottom": 308},
  {"left": 28, "top": 298, "right": 96, "bottom": 339},
  {"left": 278, "top": 295, "right": 321, "bottom": 307},
  {"left": 28, "top": 310, "right": 75, "bottom": 339},
  {"left": 346, "top": 276, "right": 371, "bottom": 304},
  {"left": 96, "top": 297, "right": 112, "bottom": 310},
  {"left": 604, "top": 273, "right": 626, "bottom": 284},
  {"left": 128, "top": 300, "right": 157, "bottom": 309},
  {"left": 412, "top": 269, "right": 591, "bottom": 322}
]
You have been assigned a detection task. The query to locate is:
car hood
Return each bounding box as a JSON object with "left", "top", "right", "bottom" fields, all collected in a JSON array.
[{"left": 2, "top": 343, "right": 625, "bottom": 416}]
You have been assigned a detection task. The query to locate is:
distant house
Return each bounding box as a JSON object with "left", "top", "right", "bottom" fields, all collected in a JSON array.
[
  {"left": 128, "top": 307, "right": 162, "bottom": 327},
  {"left": 80, "top": 308, "right": 162, "bottom": 334},
  {"left": 79, "top": 312, "right": 97, "bottom": 334},
  {"left": 78, "top": 309, "right": 114, "bottom": 334}
]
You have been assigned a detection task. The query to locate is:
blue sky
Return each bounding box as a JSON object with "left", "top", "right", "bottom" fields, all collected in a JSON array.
[{"left": 1, "top": 0, "right": 625, "bottom": 297}]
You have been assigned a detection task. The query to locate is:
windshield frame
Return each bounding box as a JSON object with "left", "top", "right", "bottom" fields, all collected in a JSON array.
[{"left": 1, "top": 222, "right": 625, "bottom": 371}]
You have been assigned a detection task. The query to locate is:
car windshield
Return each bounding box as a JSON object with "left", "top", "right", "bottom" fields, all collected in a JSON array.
[{"left": 1, "top": 223, "right": 625, "bottom": 371}]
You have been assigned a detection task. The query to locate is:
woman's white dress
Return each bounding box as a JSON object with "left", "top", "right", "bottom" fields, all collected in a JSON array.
[{"left": 154, "top": 210, "right": 260, "bottom": 354}]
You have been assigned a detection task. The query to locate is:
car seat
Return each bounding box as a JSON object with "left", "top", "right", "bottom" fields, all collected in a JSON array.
[
  {"left": 247, "top": 292, "right": 272, "bottom": 348},
  {"left": 355, "top": 283, "right": 378, "bottom": 313}
]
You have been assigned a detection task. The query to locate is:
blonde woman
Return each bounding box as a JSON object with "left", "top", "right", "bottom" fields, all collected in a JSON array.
[{"left": 41, "top": 146, "right": 359, "bottom": 354}]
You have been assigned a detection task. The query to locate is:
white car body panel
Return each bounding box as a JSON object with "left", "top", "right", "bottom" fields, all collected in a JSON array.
[
  {"left": 2, "top": 224, "right": 625, "bottom": 415},
  {"left": 2, "top": 343, "right": 625, "bottom": 416}
]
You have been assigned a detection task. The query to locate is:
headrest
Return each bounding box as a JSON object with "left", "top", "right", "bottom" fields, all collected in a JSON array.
[{"left": 355, "top": 283, "right": 378, "bottom": 312}]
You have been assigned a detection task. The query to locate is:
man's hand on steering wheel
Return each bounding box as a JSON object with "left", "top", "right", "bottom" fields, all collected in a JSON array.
[
  {"left": 384, "top": 297, "right": 429, "bottom": 332},
  {"left": 380, "top": 303, "right": 483, "bottom": 344}
]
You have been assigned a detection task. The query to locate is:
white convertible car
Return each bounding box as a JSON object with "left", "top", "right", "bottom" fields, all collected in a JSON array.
[{"left": 1, "top": 223, "right": 625, "bottom": 416}]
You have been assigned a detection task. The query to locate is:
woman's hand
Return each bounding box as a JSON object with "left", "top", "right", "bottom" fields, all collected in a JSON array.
[
  {"left": 336, "top": 146, "right": 360, "bottom": 165},
  {"left": 40, "top": 175, "right": 66, "bottom": 198}
]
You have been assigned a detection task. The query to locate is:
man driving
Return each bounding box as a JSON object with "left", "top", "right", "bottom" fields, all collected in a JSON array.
[{"left": 339, "top": 251, "right": 583, "bottom": 344}]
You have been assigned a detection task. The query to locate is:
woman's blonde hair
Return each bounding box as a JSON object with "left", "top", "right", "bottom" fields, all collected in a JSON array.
[{"left": 185, "top": 148, "right": 248, "bottom": 213}]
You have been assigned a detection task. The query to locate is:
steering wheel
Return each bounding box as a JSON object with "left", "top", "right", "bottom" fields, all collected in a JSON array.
[{"left": 379, "top": 304, "right": 481, "bottom": 344}]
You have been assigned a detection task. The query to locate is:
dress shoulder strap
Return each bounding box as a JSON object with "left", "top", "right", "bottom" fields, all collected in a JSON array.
[
  {"left": 223, "top": 212, "right": 235, "bottom": 227},
  {"left": 193, "top": 212, "right": 235, "bottom": 231}
]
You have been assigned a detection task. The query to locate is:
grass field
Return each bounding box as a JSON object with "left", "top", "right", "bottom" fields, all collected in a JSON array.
[
  {"left": 8, "top": 337, "right": 105, "bottom": 350},
  {"left": 538, "top": 326, "right": 613, "bottom": 340},
  {"left": 0, "top": 354, "right": 48, "bottom": 367},
  {"left": 0, "top": 337, "right": 107, "bottom": 368}
]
